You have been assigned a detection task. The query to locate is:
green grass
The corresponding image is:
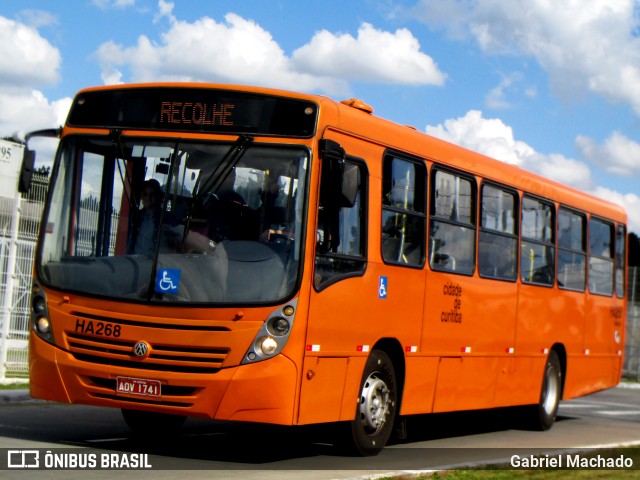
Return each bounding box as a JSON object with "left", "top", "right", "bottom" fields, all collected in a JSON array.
[
  {"left": 0, "top": 382, "right": 28, "bottom": 390},
  {"left": 377, "top": 448, "right": 640, "bottom": 480}
]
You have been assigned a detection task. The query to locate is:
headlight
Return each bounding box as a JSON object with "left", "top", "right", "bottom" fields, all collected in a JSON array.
[
  {"left": 268, "top": 317, "right": 290, "bottom": 336},
  {"left": 33, "top": 296, "right": 46, "bottom": 314},
  {"left": 242, "top": 300, "right": 297, "bottom": 364},
  {"left": 36, "top": 316, "right": 51, "bottom": 334},
  {"left": 31, "top": 282, "right": 53, "bottom": 343},
  {"left": 258, "top": 336, "right": 279, "bottom": 355}
]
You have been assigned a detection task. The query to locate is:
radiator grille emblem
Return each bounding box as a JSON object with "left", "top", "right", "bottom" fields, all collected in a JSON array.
[{"left": 133, "top": 341, "right": 150, "bottom": 358}]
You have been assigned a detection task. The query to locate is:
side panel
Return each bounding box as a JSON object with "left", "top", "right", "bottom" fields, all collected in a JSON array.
[
  {"left": 301, "top": 132, "right": 427, "bottom": 424},
  {"left": 516, "top": 284, "right": 582, "bottom": 401},
  {"left": 423, "top": 273, "right": 519, "bottom": 410},
  {"left": 298, "top": 357, "right": 348, "bottom": 424},
  {"left": 432, "top": 356, "right": 498, "bottom": 412},
  {"left": 400, "top": 356, "right": 439, "bottom": 415},
  {"left": 564, "top": 292, "right": 624, "bottom": 397}
]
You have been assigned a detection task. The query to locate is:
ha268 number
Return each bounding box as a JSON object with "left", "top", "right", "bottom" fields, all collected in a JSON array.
[{"left": 74, "top": 319, "right": 121, "bottom": 337}]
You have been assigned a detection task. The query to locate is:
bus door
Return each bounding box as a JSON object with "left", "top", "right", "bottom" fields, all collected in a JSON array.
[{"left": 300, "top": 137, "right": 426, "bottom": 424}]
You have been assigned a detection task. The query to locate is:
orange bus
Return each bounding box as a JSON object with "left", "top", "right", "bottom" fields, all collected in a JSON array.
[{"left": 25, "top": 83, "right": 627, "bottom": 455}]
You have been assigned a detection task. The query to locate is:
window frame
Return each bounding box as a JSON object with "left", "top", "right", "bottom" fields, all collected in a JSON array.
[
  {"left": 380, "top": 151, "right": 427, "bottom": 268},
  {"left": 478, "top": 181, "right": 519, "bottom": 282},
  {"left": 557, "top": 206, "right": 587, "bottom": 292},
  {"left": 520, "top": 194, "right": 556, "bottom": 287},
  {"left": 588, "top": 215, "right": 615, "bottom": 297},
  {"left": 428, "top": 166, "right": 477, "bottom": 276},
  {"left": 314, "top": 154, "right": 369, "bottom": 291},
  {"left": 615, "top": 223, "right": 626, "bottom": 299}
]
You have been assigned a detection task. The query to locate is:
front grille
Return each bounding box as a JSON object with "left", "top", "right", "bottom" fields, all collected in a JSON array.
[{"left": 66, "top": 332, "right": 228, "bottom": 374}]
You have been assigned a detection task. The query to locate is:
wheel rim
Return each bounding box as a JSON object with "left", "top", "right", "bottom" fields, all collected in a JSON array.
[
  {"left": 358, "top": 372, "right": 392, "bottom": 435},
  {"left": 541, "top": 364, "right": 560, "bottom": 416}
]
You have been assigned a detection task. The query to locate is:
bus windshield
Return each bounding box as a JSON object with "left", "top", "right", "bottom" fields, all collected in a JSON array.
[{"left": 38, "top": 135, "right": 308, "bottom": 304}]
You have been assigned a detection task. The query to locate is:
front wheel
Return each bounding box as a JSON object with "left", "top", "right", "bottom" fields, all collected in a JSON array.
[{"left": 343, "top": 350, "right": 398, "bottom": 456}]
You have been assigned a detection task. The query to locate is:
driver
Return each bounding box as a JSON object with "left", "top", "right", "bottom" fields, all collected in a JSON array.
[{"left": 259, "top": 171, "right": 294, "bottom": 243}]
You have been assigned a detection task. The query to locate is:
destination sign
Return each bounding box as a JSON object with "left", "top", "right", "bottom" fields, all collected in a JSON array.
[{"left": 67, "top": 86, "right": 318, "bottom": 137}]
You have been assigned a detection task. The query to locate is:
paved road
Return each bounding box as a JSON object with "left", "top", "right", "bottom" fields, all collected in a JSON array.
[{"left": 0, "top": 385, "right": 638, "bottom": 479}]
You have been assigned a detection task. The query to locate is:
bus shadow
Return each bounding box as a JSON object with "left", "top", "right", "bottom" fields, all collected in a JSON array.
[
  {"left": 391, "top": 407, "right": 575, "bottom": 446},
  {"left": 75, "top": 407, "right": 578, "bottom": 466}
]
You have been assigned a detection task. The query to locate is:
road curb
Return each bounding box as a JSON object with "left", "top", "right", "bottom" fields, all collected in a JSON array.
[{"left": 617, "top": 382, "right": 640, "bottom": 389}]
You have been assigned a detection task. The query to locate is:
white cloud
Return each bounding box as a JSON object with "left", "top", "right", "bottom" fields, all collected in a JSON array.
[
  {"left": 95, "top": 12, "right": 346, "bottom": 94},
  {"left": 412, "top": 0, "right": 640, "bottom": 115},
  {"left": 91, "top": 0, "right": 136, "bottom": 9},
  {"left": 485, "top": 73, "right": 523, "bottom": 109},
  {"left": 0, "top": 89, "right": 71, "bottom": 139},
  {"left": 426, "top": 110, "right": 534, "bottom": 167},
  {"left": 0, "top": 16, "right": 68, "bottom": 139},
  {"left": 16, "top": 9, "right": 59, "bottom": 28},
  {"left": 0, "top": 16, "right": 61, "bottom": 87},
  {"left": 426, "top": 110, "right": 594, "bottom": 188},
  {"left": 291, "top": 23, "right": 446, "bottom": 86},
  {"left": 425, "top": 110, "right": 640, "bottom": 231},
  {"left": 94, "top": 8, "right": 444, "bottom": 95},
  {"left": 576, "top": 132, "right": 640, "bottom": 176},
  {"left": 591, "top": 187, "right": 640, "bottom": 234}
]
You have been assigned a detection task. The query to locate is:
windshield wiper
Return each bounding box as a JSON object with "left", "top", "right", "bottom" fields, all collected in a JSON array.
[
  {"left": 193, "top": 134, "right": 254, "bottom": 205},
  {"left": 180, "top": 135, "right": 253, "bottom": 251}
]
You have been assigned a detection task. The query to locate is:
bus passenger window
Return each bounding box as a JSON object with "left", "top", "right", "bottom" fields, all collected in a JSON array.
[
  {"left": 478, "top": 184, "right": 517, "bottom": 281},
  {"left": 314, "top": 157, "right": 367, "bottom": 290},
  {"left": 589, "top": 217, "right": 614, "bottom": 296},
  {"left": 615, "top": 224, "right": 626, "bottom": 298},
  {"left": 557, "top": 207, "right": 586, "bottom": 291},
  {"left": 521, "top": 196, "right": 555, "bottom": 286},
  {"left": 429, "top": 169, "right": 476, "bottom": 275},
  {"left": 381, "top": 155, "right": 426, "bottom": 266}
]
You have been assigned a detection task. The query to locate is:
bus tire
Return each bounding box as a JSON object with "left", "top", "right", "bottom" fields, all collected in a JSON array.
[
  {"left": 531, "top": 350, "right": 562, "bottom": 431},
  {"left": 121, "top": 409, "right": 186, "bottom": 438},
  {"left": 344, "top": 350, "right": 398, "bottom": 456}
]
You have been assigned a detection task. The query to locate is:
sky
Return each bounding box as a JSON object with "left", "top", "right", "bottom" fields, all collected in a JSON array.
[{"left": 2, "top": 0, "right": 640, "bottom": 233}]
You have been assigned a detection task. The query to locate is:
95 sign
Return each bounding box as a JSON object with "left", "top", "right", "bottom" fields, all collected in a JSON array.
[{"left": 0, "top": 144, "right": 13, "bottom": 161}]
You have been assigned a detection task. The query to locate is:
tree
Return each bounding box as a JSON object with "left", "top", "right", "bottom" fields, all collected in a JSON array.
[{"left": 629, "top": 232, "right": 639, "bottom": 267}]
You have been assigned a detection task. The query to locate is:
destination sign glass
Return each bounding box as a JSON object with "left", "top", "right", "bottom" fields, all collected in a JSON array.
[{"left": 67, "top": 87, "right": 318, "bottom": 137}]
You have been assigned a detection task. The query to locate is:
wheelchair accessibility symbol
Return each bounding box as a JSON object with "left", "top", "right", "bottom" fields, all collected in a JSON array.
[
  {"left": 378, "top": 276, "right": 388, "bottom": 299},
  {"left": 155, "top": 268, "right": 181, "bottom": 294}
]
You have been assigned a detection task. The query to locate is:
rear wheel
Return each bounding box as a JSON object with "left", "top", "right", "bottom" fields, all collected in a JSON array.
[
  {"left": 343, "top": 350, "right": 397, "bottom": 456},
  {"left": 121, "top": 409, "right": 186, "bottom": 438},
  {"left": 531, "top": 350, "right": 562, "bottom": 430}
]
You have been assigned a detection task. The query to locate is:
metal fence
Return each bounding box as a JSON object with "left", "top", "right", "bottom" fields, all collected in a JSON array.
[
  {"left": 0, "top": 174, "right": 47, "bottom": 383},
  {"left": 624, "top": 266, "right": 640, "bottom": 380}
]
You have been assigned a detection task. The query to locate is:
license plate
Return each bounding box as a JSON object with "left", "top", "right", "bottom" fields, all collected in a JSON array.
[{"left": 116, "top": 376, "right": 161, "bottom": 398}]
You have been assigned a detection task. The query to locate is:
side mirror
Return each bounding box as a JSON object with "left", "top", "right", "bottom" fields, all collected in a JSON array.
[
  {"left": 20, "top": 128, "right": 62, "bottom": 193},
  {"left": 319, "top": 138, "right": 358, "bottom": 207},
  {"left": 18, "top": 149, "right": 35, "bottom": 193}
]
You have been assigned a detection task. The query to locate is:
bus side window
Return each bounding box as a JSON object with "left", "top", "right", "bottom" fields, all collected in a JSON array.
[
  {"left": 314, "top": 156, "right": 368, "bottom": 290},
  {"left": 557, "top": 207, "right": 586, "bottom": 291},
  {"left": 520, "top": 195, "right": 555, "bottom": 286},
  {"left": 615, "top": 224, "right": 626, "bottom": 298},
  {"left": 478, "top": 184, "right": 517, "bottom": 281},
  {"left": 589, "top": 217, "right": 614, "bottom": 296},
  {"left": 381, "top": 155, "right": 426, "bottom": 266},
  {"left": 429, "top": 168, "right": 476, "bottom": 275}
]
